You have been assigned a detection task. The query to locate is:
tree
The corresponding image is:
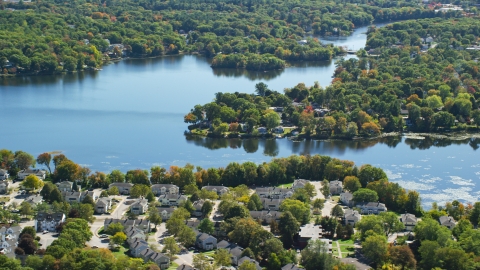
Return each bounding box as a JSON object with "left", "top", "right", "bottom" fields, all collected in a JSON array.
[
  {"left": 321, "top": 180, "right": 330, "bottom": 198},
  {"left": 163, "top": 236, "right": 180, "bottom": 258},
  {"left": 414, "top": 218, "right": 451, "bottom": 243},
  {"left": 37, "top": 153, "right": 52, "bottom": 174},
  {"left": 106, "top": 222, "right": 124, "bottom": 235},
  {"left": 280, "top": 199, "right": 310, "bottom": 224},
  {"left": 177, "top": 226, "right": 196, "bottom": 247},
  {"left": 228, "top": 218, "right": 262, "bottom": 247},
  {"left": 343, "top": 176, "right": 361, "bottom": 192},
  {"left": 279, "top": 211, "right": 299, "bottom": 248},
  {"left": 214, "top": 248, "right": 231, "bottom": 267},
  {"left": 201, "top": 200, "right": 213, "bottom": 217},
  {"left": 264, "top": 111, "right": 281, "bottom": 130},
  {"left": 108, "top": 186, "right": 119, "bottom": 196},
  {"left": 125, "top": 169, "right": 150, "bottom": 185},
  {"left": 225, "top": 205, "right": 250, "bottom": 220},
  {"left": 267, "top": 253, "right": 281, "bottom": 270},
  {"left": 82, "top": 195, "right": 95, "bottom": 207},
  {"left": 54, "top": 160, "right": 80, "bottom": 182},
  {"left": 300, "top": 239, "right": 339, "bottom": 270},
  {"left": 249, "top": 194, "right": 263, "bottom": 210},
  {"left": 358, "top": 165, "right": 387, "bottom": 187},
  {"left": 432, "top": 111, "right": 455, "bottom": 128},
  {"left": 389, "top": 245, "right": 416, "bottom": 269},
  {"left": 23, "top": 174, "right": 44, "bottom": 191},
  {"left": 15, "top": 151, "right": 36, "bottom": 170},
  {"left": 352, "top": 188, "right": 378, "bottom": 203},
  {"left": 312, "top": 198, "right": 325, "bottom": 210},
  {"left": 193, "top": 254, "right": 215, "bottom": 270},
  {"left": 362, "top": 234, "right": 387, "bottom": 267},
  {"left": 20, "top": 202, "right": 34, "bottom": 218},
  {"left": 255, "top": 82, "right": 268, "bottom": 97},
  {"left": 20, "top": 226, "right": 36, "bottom": 239},
  {"left": 130, "top": 184, "right": 150, "bottom": 198},
  {"left": 452, "top": 219, "right": 472, "bottom": 239},
  {"left": 18, "top": 234, "right": 37, "bottom": 254},
  {"left": 469, "top": 202, "right": 480, "bottom": 226},
  {"left": 238, "top": 261, "right": 257, "bottom": 270},
  {"left": 418, "top": 240, "right": 440, "bottom": 270},
  {"left": 198, "top": 218, "right": 214, "bottom": 234},
  {"left": 330, "top": 205, "right": 344, "bottom": 217},
  {"left": 379, "top": 212, "right": 405, "bottom": 235},
  {"left": 110, "top": 232, "right": 127, "bottom": 247},
  {"left": 355, "top": 215, "right": 385, "bottom": 241}
]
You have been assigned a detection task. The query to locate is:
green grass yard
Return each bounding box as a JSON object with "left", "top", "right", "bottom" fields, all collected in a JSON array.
[
  {"left": 276, "top": 182, "right": 293, "bottom": 188},
  {"left": 0, "top": 197, "right": 10, "bottom": 203},
  {"left": 167, "top": 262, "right": 179, "bottom": 270},
  {"left": 111, "top": 246, "right": 128, "bottom": 259}
]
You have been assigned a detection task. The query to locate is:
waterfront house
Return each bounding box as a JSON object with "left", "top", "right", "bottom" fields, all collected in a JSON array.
[
  {"left": 273, "top": 126, "right": 284, "bottom": 134},
  {"left": 329, "top": 180, "right": 343, "bottom": 195},
  {"left": 356, "top": 202, "right": 387, "bottom": 214},
  {"left": 257, "top": 127, "right": 268, "bottom": 134},
  {"left": 95, "top": 197, "right": 112, "bottom": 214},
  {"left": 202, "top": 186, "right": 229, "bottom": 196},
  {"left": 340, "top": 192, "right": 354, "bottom": 207},
  {"left": 400, "top": 213, "right": 417, "bottom": 231},
  {"left": 34, "top": 212, "right": 65, "bottom": 232},
  {"left": 158, "top": 194, "right": 188, "bottom": 206},
  {"left": 17, "top": 169, "right": 46, "bottom": 180},
  {"left": 439, "top": 216, "right": 457, "bottom": 229},
  {"left": 195, "top": 232, "right": 217, "bottom": 250},
  {"left": 151, "top": 184, "right": 179, "bottom": 196},
  {"left": 56, "top": 181, "right": 74, "bottom": 192},
  {"left": 0, "top": 170, "right": 9, "bottom": 180},
  {"left": 109, "top": 182, "right": 134, "bottom": 195},
  {"left": 343, "top": 209, "right": 362, "bottom": 226},
  {"left": 131, "top": 198, "right": 148, "bottom": 215}
]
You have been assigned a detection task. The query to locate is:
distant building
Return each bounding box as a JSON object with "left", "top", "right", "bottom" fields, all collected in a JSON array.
[
  {"left": 109, "top": 183, "right": 134, "bottom": 195},
  {"left": 356, "top": 202, "right": 387, "bottom": 215},
  {"left": 343, "top": 209, "right": 361, "bottom": 226},
  {"left": 292, "top": 179, "right": 310, "bottom": 189},
  {"left": 95, "top": 197, "right": 112, "bottom": 214},
  {"left": 17, "top": 169, "right": 46, "bottom": 180},
  {"left": 158, "top": 194, "right": 187, "bottom": 206},
  {"left": 329, "top": 180, "right": 343, "bottom": 195},
  {"left": 24, "top": 194, "right": 43, "bottom": 206},
  {"left": 56, "top": 181, "right": 74, "bottom": 192},
  {"left": 400, "top": 213, "right": 417, "bottom": 231},
  {"left": 35, "top": 212, "right": 65, "bottom": 232},
  {"left": 297, "top": 224, "right": 323, "bottom": 248},
  {"left": 0, "top": 169, "right": 9, "bottom": 180},
  {"left": 202, "top": 186, "right": 229, "bottom": 196},
  {"left": 256, "top": 187, "right": 293, "bottom": 199},
  {"left": 151, "top": 184, "right": 179, "bottom": 196},
  {"left": 439, "top": 216, "right": 457, "bottom": 229},
  {"left": 250, "top": 210, "right": 281, "bottom": 224},
  {"left": 131, "top": 198, "right": 148, "bottom": 215},
  {"left": 340, "top": 192, "right": 354, "bottom": 207},
  {"left": 260, "top": 198, "right": 284, "bottom": 211},
  {"left": 195, "top": 232, "right": 217, "bottom": 250},
  {"left": 157, "top": 207, "right": 176, "bottom": 221}
]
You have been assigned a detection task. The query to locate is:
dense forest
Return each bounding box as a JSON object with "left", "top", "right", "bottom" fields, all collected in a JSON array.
[
  {"left": 185, "top": 17, "right": 480, "bottom": 137},
  {"left": 0, "top": 0, "right": 450, "bottom": 74}
]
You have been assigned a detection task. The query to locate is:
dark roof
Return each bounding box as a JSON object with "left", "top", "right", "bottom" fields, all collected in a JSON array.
[
  {"left": 281, "top": 264, "right": 304, "bottom": 270},
  {"left": 217, "top": 240, "right": 232, "bottom": 249},
  {"left": 36, "top": 212, "right": 64, "bottom": 222},
  {"left": 177, "top": 264, "right": 195, "bottom": 270}
]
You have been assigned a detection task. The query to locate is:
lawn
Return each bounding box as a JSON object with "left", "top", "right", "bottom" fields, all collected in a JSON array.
[
  {"left": 331, "top": 196, "right": 340, "bottom": 202},
  {"left": 111, "top": 246, "right": 128, "bottom": 259},
  {"left": 201, "top": 250, "right": 215, "bottom": 257},
  {"left": 0, "top": 197, "right": 10, "bottom": 203},
  {"left": 276, "top": 183, "right": 293, "bottom": 188},
  {"left": 339, "top": 245, "right": 355, "bottom": 253},
  {"left": 167, "top": 262, "right": 179, "bottom": 270},
  {"left": 331, "top": 247, "right": 340, "bottom": 257},
  {"left": 338, "top": 239, "right": 354, "bottom": 245}
]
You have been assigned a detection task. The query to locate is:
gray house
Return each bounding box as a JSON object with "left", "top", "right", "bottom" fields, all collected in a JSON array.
[
  {"left": 109, "top": 182, "right": 134, "bottom": 195},
  {"left": 292, "top": 179, "right": 310, "bottom": 189},
  {"left": 356, "top": 202, "right": 387, "bottom": 214},
  {"left": 282, "top": 264, "right": 305, "bottom": 270},
  {"left": 0, "top": 169, "right": 9, "bottom": 180},
  {"left": 131, "top": 198, "right": 148, "bottom": 215},
  {"left": 329, "top": 180, "right": 343, "bottom": 195},
  {"left": 400, "top": 213, "right": 417, "bottom": 231},
  {"left": 439, "top": 216, "right": 456, "bottom": 229},
  {"left": 260, "top": 198, "right": 284, "bottom": 211},
  {"left": 340, "top": 192, "right": 354, "bottom": 207},
  {"left": 202, "top": 186, "right": 229, "bottom": 196},
  {"left": 343, "top": 209, "right": 361, "bottom": 226},
  {"left": 0, "top": 181, "right": 8, "bottom": 194},
  {"left": 95, "top": 197, "right": 112, "bottom": 214},
  {"left": 196, "top": 232, "right": 217, "bottom": 250},
  {"left": 159, "top": 194, "right": 188, "bottom": 206},
  {"left": 151, "top": 184, "right": 179, "bottom": 196},
  {"left": 192, "top": 200, "right": 205, "bottom": 217},
  {"left": 250, "top": 210, "right": 281, "bottom": 224},
  {"left": 56, "top": 181, "right": 75, "bottom": 192}
]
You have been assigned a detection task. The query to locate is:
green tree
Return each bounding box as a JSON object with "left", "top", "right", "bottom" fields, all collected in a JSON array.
[
  {"left": 312, "top": 198, "right": 325, "bottom": 210},
  {"left": 280, "top": 199, "right": 310, "bottom": 224},
  {"left": 198, "top": 218, "right": 214, "bottom": 234},
  {"left": 279, "top": 211, "right": 299, "bottom": 248},
  {"left": 267, "top": 253, "right": 281, "bottom": 270},
  {"left": 330, "top": 205, "right": 344, "bottom": 217},
  {"left": 108, "top": 186, "right": 119, "bottom": 196},
  {"left": 300, "top": 239, "right": 339, "bottom": 270},
  {"left": 214, "top": 248, "right": 231, "bottom": 267},
  {"left": 82, "top": 195, "right": 95, "bottom": 207},
  {"left": 358, "top": 165, "right": 387, "bottom": 187},
  {"left": 250, "top": 194, "right": 263, "bottom": 210},
  {"left": 193, "top": 254, "right": 215, "bottom": 270},
  {"left": 177, "top": 226, "right": 196, "bottom": 247},
  {"left": 264, "top": 111, "right": 281, "bottom": 130},
  {"left": 20, "top": 202, "right": 34, "bottom": 218},
  {"left": 147, "top": 208, "right": 162, "bottom": 229},
  {"left": 355, "top": 215, "right": 385, "bottom": 241},
  {"left": 201, "top": 200, "right": 213, "bottom": 217},
  {"left": 321, "top": 179, "right": 330, "bottom": 198},
  {"left": 255, "top": 82, "right": 268, "bottom": 97},
  {"left": 418, "top": 240, "right": 440, "bottom": 270},
  {"left": 343, "top": 176, "right": 361, "bottom": 192},
  {"left": 15, "top": 151, "right": 36, "bottom": 170},
  {"left": 238, "top": 261, "right": 257, "bottom": 270},
  {"left": 106, "top": 222, "right": 124, "bottom": 235},
  {"left": 379, "top": 212, "right": 405, "bottom": 235},
  {"left": 163, "top": 236, "right": 180, "bottom": 258},
  {"left": 110, "top": 232, "right": 127, "bottom": 247},
  {"left": 362, "top": 234, "right": 388, "bottom": 267},
  {"left": 130, "top": 184, "right": 150, "bottom": 198},
  {"left": 352, "top": 188, "right": 378, "bottom": 203},
  {"left": 389, "top": 245, "right": 416, "bottom": 269},
  {"left": 36, "top": 152, "right": 52, "bottom": 174},
  {"left": 23, "top": 174, "right": 44, "bottom": 191}
]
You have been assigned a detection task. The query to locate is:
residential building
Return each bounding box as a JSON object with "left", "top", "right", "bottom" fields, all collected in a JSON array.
[
  {"left": 186, "top": 219, "right": 200, "bottom": 229},
  {"left": 273, "top": 126, "right": 284, "bottom": 134},
  {"left": 0, "top": 169, "right": 9, "bottom": 180},
  {"left": 62, "top": 191, "right": 82, "bottom": 203},
  {"left": 95, "top": 197, "right": 112, "bottom": 214},
  {"left": 17, "top": 169, "right": 46, "bottom": 180},
  {"left": 177, "top": 264, "right": 195, "bottom": 270},
  {"left": 104, "top": 218, "right": 150, "bottom": 233},
  {"left": 238, "top": 257, "right": 262, "bottom": 270},
  {"left": 217, "top": 240, "right": 232, "bottom": 249},
  {"left": 147, "top": 252, "right": 170, "bottom": 269},
  {"left": 34, "top": 212, "right": 65, "bottom": 232},
  {"left": 0, "top": 182, "right": 8, "bottom": 194},
  {"left": 131, "top": 198, "right": 148, "bottom": 215},
  {"left": 282, "top": 264, "right": 305, "bottom": 270},
  {"left": 343, "top": 209, "right": 361, "bottom": 226},
  {"left": 292, "top": 179, "right": 310, "bottom": 189},
  {"left": 192, "top": 200, "right": 205, "bottom": 217},
  {"left": 228, "top": 246, "right": 244, "bottom": 265},
  {"left": 0, "top": 225, "right": 20, "bottom": 258},
  {"left": 400, "top": 213, "right": 417, "bottom": 231},
  {"left": 125, "top": 227, "right": 146, "bottom": 240},
  {"left": 130, "top": 239, "right": 150, "bottom": 257},
  {"left": 157, "top": 207, "right": 176, "bottom": 221},
  {"left": 158, "top": 194, "right": 187, "bottom": 206},
  {"left": 109, "top": 182, "right": 134, "bottom": 195},
  {"left": 340, "top": 192, "right": 354, "bottom": 207},
  {"left": 439, "top": 216, "right": 457, "bottom": 229},
  {"left": 56, "top": 181, "right": 74, "bottom": 192},
  {"left": 213, "top": 221, "right": 226, "bottom": 237},
  {"left": 356, "top": 202, "right": 387, "bottom": 214},
  {"left": 329, "top": 180, "right": 343, "bottom": 195},
  {"left": 257, "top": 127, "right": 268, "bottom": 134},
  {"left": 260, "top": 198, "right": 284, "bottom": 211},
  {"left": 256, "top": 187, "right": 293, "bottom": 199},
  {"left": 202, "top": 186, "right": 229, "bottom": 196},
  {"left": 250, "top": 210, "right": 281, "bottom": 224},
  {"left": 151, "top": 184, "right": 179, "bottom": 196},
  {"left": 196, "top": 232, "right": 217, "bottom": 250},
  {"left": 297, "top": 224, "right": 323, "bottom": 248},
  {"left": 24, "top": 194, "right": 43, "bottom": 206}
]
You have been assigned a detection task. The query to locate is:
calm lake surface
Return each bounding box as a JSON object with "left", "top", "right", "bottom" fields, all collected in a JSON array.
[{"left": 1, "top": 24, "right": 479, "bottom": 207}]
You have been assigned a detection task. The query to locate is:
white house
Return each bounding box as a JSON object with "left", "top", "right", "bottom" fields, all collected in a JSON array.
[
  {"left": 158, "top": 194, "right": 188, "bottom": 206},
  {"left": 400, "top": 213, "right": 417, "bottom": 231},
  {"left": 329, "top": 180, "right": 343, "bottom": 195},
  {"left": 56, "top": 181, "right": 74, "bottom": 192},
  {"left": 261, "top": 198, "right": 284, "bottom": 211},
  {"left": 340, "top": 192, "right": 354, "bottom": 207},
  {"left": 157, "top": 207, "right": 176, "bottom": 220},
  {"left": 292, "top": 179, "right": 310, "bottom": 189},
  {"left": 356, "top": 202, "right": 387, "bottom": 215},
  {"left": 0, "top": 169, "right": 9, "bottom": 180},
  {"left": 256, "top": 187, "right": 293, "bottom": 199},
  {"left": 131, "top": 198, "right": 148, "bottom": 215},
  {"left": 439, "top": 216, "right": 457, "bottom": 229},
  {"left": 34, "top": 212, "right": 66, "bottom": 232},
  {"left": 202, "top": 186, "right": 229, "bottom": 196},
  {"left": 250, "top": 210, "right": 281, "bottom": 224},
  {"left": 95, "top": 197, "right": 112, "bottom": 214},
  {"left": 17, "top": 169, "right": 46, "bottom": 180},
  {"left": 343, "top": 209, "right": 362, "bottom": 226},
  {"left": 109, "top": 182, "right": 134, "bottom": 195},
  {"left": 192, "top": 200, "right": 205, "bottom": 217},
  {"left": 195, "top": 232, "right": 217, "bottom": 250},
  {"left": 24, "top": 194, "right": 43, "bottom": 206},
  {"left": 151, "top": 184, "right": 179, "bottom": 196}
]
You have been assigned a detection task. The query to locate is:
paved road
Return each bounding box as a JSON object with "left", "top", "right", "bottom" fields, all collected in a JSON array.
[{"left": 310, "top": 181, "right": 337, "bottom": 217}]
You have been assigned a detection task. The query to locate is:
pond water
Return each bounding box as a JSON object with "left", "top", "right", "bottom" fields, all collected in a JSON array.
[{"left": 1, "top": 23, "right": 478, "bottom": 207}]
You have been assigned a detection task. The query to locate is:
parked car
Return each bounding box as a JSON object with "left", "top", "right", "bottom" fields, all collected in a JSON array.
[
  {"left": 92, "top": 246, "right": 98, "bottom": 249},
  {"left": 100, "top": 234, "right": 108, "bottom": 238},
  {"left": 43, "top": 231, "right": 48, "bottom": 234}
]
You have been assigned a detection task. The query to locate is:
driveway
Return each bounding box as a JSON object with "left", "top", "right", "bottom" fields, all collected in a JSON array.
[
  {"left": 38, "top": 231, "right": 59, "bottom": 249},
  {"left": 310, "top": 181, "right": 337, "bottom": 217}
]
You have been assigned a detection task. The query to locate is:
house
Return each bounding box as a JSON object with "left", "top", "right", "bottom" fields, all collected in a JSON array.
[
  {"left": 356, "top": 202, "right": 387, "bottom": 215},
  {"left": 196, "top": 232, "right": 217, "bottom": 250},
  {"left": 213, "top": 221, "right": 226, "bottom": 237},
  {"left": 228, "top": 246, "right": 244, "bottom": 265},
  {"left": 0, "top": 225, "right": 20, "bottom": 258},
  {"left": 104, "top": 218, "right": 150, "bottom": 233},
  {"left": 257, "top": 127, "right": 268, "bottom": 134},
  {"left": 202, "top": 186, "right": 229, "bottom": 196},
  {"left": 192, "top": 200, "right": 205, "bottom": 217},
  {"left": 24, "top": 194, "right": 43, "bottom": 206},
  {"left": 186, "top": 219, "right": 201, "bottom": 229},
  {"left": 95, "top": 197, "right": 112, "bottom": 214},
  {"left": 147, "top": 252, "right": 170, "bottom": 269},
  {"left": 0, "top": 169, "right": 9, "bottom": 180},
  {"left": 157, "top": 207, "right": 176, "bottom": 220},
  {"left": 0, "top": 182, "right": 8, "bottom": 194},
  {"left": 17, "top": 169, "right": 46, "bottom": 180},
  {"left": 292, "top": 179, "right": 310, "bottom": 189},
  {"left": 329, "top": 180, "right": 343, "bottom": 195},
  {"left": 109, "top": 182, "right": 134, "bottom": 195},
  {"left": 34, "top": 212, "right": 65, "bottom": 232},
  {"left": 131, "top": 198, "right": 148, "bottom": 215},
  {"left": 130, "top": 239, "right": 150, "bottom": 257},
  {"left": 273, "top": 126, "right": 284, "bottom": 134},
  {"left": 56, "top": 181, "right": 74, "bottom": 192},
  {"left": 400, "top": 213, "right": 417, "bottom": 231},
  {"left": 158, "top": 194, "right": 188, "bottom": 206},
  {"left": 256, "top": 187, "right": 293, "bottom": 199},
  {"left": 439, "top": 216, "right": 457, "bottom": 229},
  {"left": 62, "top": 191, "right": 82, "bottom": 203},
  {"left": 238, "top": 257, "right": 262, "bottom": 270},
  {"left": 343, "top": 209, "right": 362, "bottom": 226},
  {"left": 297, "top": 224, "right": 323, "bottom": 248},
  {"left": 125, "top": 227, "right": 146, "bottom": 240},
  {"left": 217, "top": 240, "right": 233, "bottom": 249},
  {"left": 260, "top": 198, "right": 284, "bottom": 211},
  {"left": 151, "top": 184, "right": 179, "bottom": 196},
  {"left": 340, "top": 192, "right": 354, "bottom": 207},
  {"left": 177, "top": 264, "right": 195, "bottom": 270},
  {"left": 282, "top": 264, "right": 305, "bottom": 270},
  {"left": 250, "top": 210, "right": 281, "bottom": 224},
  {"left": 297, "top": 39, "right": 308, "bottom": 45},
  {"left": 82, "top": 190, "right": 99, "bottom": 201}
]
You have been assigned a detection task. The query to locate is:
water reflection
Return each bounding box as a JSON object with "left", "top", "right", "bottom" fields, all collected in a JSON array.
[
  {"left": 0, "top": 71, "right": 98, "bottom": 87},
  {"left": 212, "top": 68, "right": 284, "bottom": 81},
  {"left": 186, "top": 135, "right": 480, "bottom": 155}
]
